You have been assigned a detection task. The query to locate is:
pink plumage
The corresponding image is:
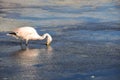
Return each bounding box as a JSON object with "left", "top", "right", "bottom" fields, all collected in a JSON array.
[{"left": 7, "top": 26, "right": 52, "bottom": 46}]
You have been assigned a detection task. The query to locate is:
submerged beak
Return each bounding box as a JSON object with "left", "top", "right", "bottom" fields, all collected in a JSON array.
[
  {"left": 45, "top": 33, "right": 52, "bottom": 46},
  {"left": 46, "top": 42, "right": 51, "bottom": 46}
]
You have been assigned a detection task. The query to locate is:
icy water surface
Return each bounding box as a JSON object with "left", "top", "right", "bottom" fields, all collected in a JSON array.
[{"left": 0, "top": 0, "right": 120, "bottom": 80}]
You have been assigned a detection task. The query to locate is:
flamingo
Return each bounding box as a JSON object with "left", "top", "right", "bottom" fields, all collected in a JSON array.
[{"left": 7, "top": 26, "right": 52, "bottom": 46}]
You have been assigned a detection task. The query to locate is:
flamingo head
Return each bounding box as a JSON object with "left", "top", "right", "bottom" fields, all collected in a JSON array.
[{"left": 45, "top": 33, "right": 53, "bottom": 46}]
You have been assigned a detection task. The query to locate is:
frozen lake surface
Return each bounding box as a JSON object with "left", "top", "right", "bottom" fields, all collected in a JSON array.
[{"left": 0, "top": 0, "right": 120, "bottom": 80}]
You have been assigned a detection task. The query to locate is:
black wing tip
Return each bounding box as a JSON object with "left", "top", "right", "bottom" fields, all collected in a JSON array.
[{"left": 7, "top": 32, "right": 16, "bottom": 36}]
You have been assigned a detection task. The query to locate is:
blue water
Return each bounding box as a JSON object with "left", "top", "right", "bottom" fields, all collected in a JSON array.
[{"left": 0, "top": 0, "right": 120, "bottom": 80}]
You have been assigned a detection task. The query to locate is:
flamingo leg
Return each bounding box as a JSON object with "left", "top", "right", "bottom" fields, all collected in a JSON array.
[
  {"left": 25, "top": 40, "right": 28, "bottom": 46},
  {"left": 19, "top": 39, "right": 25, "bottom": 49},
  {"left": 20, "top": 39, "right": 23, "bottom": 45}
]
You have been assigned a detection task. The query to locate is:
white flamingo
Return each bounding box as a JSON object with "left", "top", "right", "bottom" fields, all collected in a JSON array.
[{"left": 7, "top": 26, "right": 52, "bottom": 46}]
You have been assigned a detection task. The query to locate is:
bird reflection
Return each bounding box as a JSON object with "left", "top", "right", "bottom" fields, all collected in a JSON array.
[
  {"left": 14, "top": 48, "right": 39, "bottom": 58},
  {"left": 10, "top": 46, "right": 53, "bottom": 79},
  {"left": 12, "top": 46, "right": 53, "bottom": 66}
]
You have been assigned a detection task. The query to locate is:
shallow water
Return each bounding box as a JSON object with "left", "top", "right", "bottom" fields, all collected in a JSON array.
[{"left": 0, "top": 0, "right": 120, "bottom": 80}]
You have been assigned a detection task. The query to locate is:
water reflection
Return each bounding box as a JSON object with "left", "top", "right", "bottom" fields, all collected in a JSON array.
[
  {"left": 8, "top": 46, "right": 53, "bottom": 80},
  {"left": 12, "top": 46, "right": 53, "bottom": 65}
]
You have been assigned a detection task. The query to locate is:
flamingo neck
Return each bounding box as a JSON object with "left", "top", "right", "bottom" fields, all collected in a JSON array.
[{"left": 39, "top": 33, "right": 52, "bottom": 45}]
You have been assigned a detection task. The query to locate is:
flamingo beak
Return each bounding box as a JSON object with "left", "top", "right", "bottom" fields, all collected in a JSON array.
[
  {"left": 46, "top": 39, "right": 52, "bottom": 46},
  {"left": 46, "top": 34, "right": 52, "bottom": 46},
  {"left": 46, "top": 42, "right": 51, "bottom": 46}
]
